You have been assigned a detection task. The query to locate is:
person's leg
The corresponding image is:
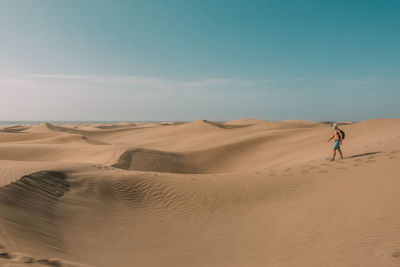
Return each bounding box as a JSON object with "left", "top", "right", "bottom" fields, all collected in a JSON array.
[
  {"left": 338, "top": 148, "right": 343, "bottom": 159},
  {"left": 331, "top": 140, "right": 339, "bottom": 160}
]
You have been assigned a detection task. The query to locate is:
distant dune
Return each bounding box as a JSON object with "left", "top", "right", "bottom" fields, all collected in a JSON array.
[{"left": 0, "top": 119, "right": 400, "bottom": 266}]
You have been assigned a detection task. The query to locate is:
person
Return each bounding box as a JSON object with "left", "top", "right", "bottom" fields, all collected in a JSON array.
[{"left": 328, "top": 123, "right": 343, "bottom": 161}]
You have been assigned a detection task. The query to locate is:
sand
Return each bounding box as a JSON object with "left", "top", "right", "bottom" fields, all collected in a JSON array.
[{"left": 0, "top": 118, "right": 399, "bottom": 266}]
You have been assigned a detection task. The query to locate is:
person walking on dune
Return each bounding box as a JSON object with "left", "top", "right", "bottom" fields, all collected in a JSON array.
[{"left": 328, "top": 123, "right": 344, "bottom": 161}]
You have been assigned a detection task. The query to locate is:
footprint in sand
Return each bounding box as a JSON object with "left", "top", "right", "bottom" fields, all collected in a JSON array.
[
  {"left": 392, "top": 251, "right": 400, "bottom": 258},
  {"left": 319, "top": 170, "right": 328, "bottom": 173},
  {"left": 21, "top": 256, "right": 36, "bottom": 263},
  {"left": 37, "top": 258, "right": 64, "bottom": 266},
  {"left": 0, "top": 252, "right": 15, "bottom": 259},
  {"left": 0, "top": 244, "right": 85, "bottom": 266}
]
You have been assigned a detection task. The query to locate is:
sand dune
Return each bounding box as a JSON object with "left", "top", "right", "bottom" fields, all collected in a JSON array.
[
  {"left": 112, "top": 148, "right": 199, "bottom": 173},
  {"left": 0, "top": 125, "right": 31, "bottom": 133},
  {"left": 21, "top": 134, "right": 108, "bottom": 145},
  {"left": 0, "top": 119, "right": 400, "bottom": 266},
  {"left": 198, "top": 119, "right": 254, "bottom": 129}
]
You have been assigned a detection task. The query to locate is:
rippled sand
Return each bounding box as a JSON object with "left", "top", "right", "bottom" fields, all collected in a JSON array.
[{"left": 0, "top": 119, "right": 399, "bottom": 266}]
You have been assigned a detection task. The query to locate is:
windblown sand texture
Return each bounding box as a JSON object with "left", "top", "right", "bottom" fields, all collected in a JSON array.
[{"left": 0, "top": 119, "right": 400, "bottom": 266}]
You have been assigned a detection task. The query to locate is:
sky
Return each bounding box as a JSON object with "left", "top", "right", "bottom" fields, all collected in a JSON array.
[{"left": 0, "top": 0, "right": 399, "bottom": 121}]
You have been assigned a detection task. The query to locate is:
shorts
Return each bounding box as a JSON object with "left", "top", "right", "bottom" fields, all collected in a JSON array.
[{"left": 333, "top": 140, "right": 341, "bottom": 150}]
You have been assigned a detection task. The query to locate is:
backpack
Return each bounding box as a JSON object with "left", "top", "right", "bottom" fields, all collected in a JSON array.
[{"left": 337, "top": 129, "right": 345, "bottom": 140}]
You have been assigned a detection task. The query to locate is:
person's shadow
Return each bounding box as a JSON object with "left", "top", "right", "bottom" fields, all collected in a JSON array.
[{"left": 349, "top": 152, "right": 381, "bottom": 158}]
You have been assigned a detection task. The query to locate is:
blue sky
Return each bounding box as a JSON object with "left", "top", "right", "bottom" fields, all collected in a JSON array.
[{"left": 0, "top": 0, "right": 399, "bottom": 121}]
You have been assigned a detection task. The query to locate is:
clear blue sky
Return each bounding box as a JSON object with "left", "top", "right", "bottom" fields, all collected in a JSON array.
[{"left": 0, "top": 0, "right": 399, "bottom": 121}]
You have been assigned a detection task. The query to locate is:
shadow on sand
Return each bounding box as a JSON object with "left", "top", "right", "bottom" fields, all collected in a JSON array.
[{"left": 349, "top": 152, "right": 381, "bottom": 158}]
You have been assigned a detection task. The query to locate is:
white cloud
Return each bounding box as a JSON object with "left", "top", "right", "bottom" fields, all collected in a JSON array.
[
  {"left": 296, "top": 77, "right": 304, "bottom": 82},
  {"left": 0, "top": 74, "right": 259, "bottom": 121},
  {"left": 336, "top": 77, "right": 377, "bottom": 87},
  {"left": 26, "top": 74, "right": 253, "bottom": 89}
]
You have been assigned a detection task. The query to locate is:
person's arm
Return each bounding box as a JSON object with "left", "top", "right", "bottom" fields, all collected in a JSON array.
[
  {"left": 328, "top": 135, "right": 334, "bottom": 142},
  {"left": 339, "top": 131, "right": 343, "bottom": 145}
]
